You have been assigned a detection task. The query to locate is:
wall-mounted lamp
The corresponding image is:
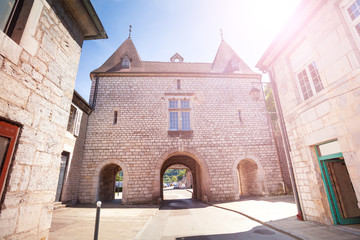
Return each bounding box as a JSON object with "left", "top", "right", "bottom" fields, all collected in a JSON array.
[{"left": 249, "top": 84, "right": 261, "bottom": 101}]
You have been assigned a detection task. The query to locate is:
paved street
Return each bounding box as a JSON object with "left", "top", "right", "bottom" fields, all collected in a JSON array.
[
  {"left": 49, "top": 189, "right": 360, "bottom": 240},
  {"left": 137, "top": 189, "right": 294, "bottom": 240}
]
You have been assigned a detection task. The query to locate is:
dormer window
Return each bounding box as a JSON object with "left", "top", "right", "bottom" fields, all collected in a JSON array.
[{"left": 121, "top": 55, "right": 130, "bottom": 68}]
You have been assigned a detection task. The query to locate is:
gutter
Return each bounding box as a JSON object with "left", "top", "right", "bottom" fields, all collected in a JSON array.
[{"left": 261, "top": 67, "right": 303, "bottom": 221}]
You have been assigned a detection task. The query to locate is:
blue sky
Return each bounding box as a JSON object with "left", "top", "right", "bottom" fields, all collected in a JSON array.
[{"left": 75, "top": 0, "right": 301, "bottom": 100}]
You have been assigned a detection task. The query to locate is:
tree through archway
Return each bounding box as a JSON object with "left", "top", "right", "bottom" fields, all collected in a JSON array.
[{"left": 160, "top": 155, "right": 205, "bottom": 201}]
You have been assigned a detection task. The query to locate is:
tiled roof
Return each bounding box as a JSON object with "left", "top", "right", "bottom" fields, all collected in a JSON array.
[{"left": 92, "top": 38, "right": 257, "bottom": 75}]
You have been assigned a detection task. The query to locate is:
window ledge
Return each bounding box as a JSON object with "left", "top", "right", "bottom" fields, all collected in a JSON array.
[
  {"left": 0, "top": 31, "right": 22, "bottom": 64},
  {"left": 168, "top": 130, "right": 193, "bottom": 138}
]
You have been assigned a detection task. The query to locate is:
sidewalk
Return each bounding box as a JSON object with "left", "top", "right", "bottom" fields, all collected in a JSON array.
[
  {"left": 49, "top": 203, "right": 158, "bottom": 240},
  {"left": 212, "top": 195, "right": 360, "bottom": 240}
]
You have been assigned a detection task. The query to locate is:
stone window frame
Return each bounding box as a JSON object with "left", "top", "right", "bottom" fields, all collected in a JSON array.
[
  {"left": 167, "top": 97, "right": 192, "bottom": 132},
  {"left": 296, "top": 61, "right": 324, "bottom": 101},
  {"left": 0, "top": 119, "right": 20, "bottom": 200},
  {"left": 67, "top": 104, "right": 82, "bottom": 137},
  {"left": 341, "top": 0, "right": 360, "bottom": 49}
]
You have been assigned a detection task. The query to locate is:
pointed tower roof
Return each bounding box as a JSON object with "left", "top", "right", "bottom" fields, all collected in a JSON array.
[
  {"left": 92, "top": 38, "right": 142, "bottom": 73},
  {"left": 212, "top": 40, "right": 256, "bottom": 74}
]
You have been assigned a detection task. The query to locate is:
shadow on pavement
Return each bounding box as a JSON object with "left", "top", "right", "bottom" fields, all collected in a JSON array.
[
  {"left": 175, "top": 225, "right": 293, "bottom": 240},
  {"left": 160, "top": 199, "right": 208, "bottom": 210}
]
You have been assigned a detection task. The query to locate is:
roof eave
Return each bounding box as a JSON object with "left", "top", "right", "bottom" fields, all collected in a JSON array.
[
  {"left": 90, "top": 71, "right": 262, "bottom": 80},
  {"left": 63, "top": 0, "right": 108, "bottom": 40}
]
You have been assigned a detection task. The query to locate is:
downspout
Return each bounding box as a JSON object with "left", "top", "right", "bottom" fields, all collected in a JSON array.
[
  {"left": 266, "top": 67, "right": 303, "bottom": 221},
  {"left": 258, "top": 78, "right": 286, "bottom": 194}
]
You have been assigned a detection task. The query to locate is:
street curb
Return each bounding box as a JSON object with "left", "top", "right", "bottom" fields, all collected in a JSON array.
[{"left": 209, "top": 203, "right": 304, "bottom": 240}]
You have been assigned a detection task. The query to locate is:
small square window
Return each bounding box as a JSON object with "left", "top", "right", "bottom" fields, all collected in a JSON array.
[
  {"left": 181, "top": 100, "right": 190, "bottom": 108},
  {"left": 169, "top": 100, "right": 178, "bottom": 109}
]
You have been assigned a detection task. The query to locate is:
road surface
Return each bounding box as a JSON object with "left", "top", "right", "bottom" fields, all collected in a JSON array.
[{"left": 137, "top": 189, "right": 295, "bottom": 240}]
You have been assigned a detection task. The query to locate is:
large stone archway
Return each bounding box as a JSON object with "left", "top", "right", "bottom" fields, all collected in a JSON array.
[
  {"left": 91, "top": 159, "right": 129, "bottom": 204},
  {"left": 153, "top": 148, "right": 211, "bottom": 203}
]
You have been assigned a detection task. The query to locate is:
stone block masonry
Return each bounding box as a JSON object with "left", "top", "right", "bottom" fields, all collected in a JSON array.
[{"left": 79, "top": 74, "right": 285, "bottom": 204}]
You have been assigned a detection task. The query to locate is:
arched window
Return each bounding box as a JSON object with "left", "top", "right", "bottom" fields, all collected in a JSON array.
[{"left": 121, "top": 55, "right": 130, "bottom": 68}]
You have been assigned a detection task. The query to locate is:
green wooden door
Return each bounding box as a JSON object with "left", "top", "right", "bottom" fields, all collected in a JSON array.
[{"left": 316, "top": 141, "right": 360, "bottom": 225}]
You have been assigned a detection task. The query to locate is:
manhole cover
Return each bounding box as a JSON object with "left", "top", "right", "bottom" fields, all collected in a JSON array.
[{"left": 253, "top": 229, "right": 276, "bottom": 235}]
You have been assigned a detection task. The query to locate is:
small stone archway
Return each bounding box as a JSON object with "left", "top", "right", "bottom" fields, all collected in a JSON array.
[
  {"left": 153, "top": 147, "right": 211, "bottom": 203},
  {"left": 233, "top": 156, "right": 267, "bottom": 198},
  {"left": 92, "top": 159, "right": 128, "bottom": 204}
]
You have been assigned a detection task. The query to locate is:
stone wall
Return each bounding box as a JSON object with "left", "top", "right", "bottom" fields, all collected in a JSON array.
[
  {"left": 79, "top": 75, "right": 284, "bottom": 204},
  {"left": 0, "top": 1, "right": 84, "bottom": 239},
  {"left": 268, "top": 0, "right": 360, "bottom": 224}
]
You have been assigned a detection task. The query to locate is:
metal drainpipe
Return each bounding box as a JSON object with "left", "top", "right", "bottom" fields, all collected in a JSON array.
[
  {"left": 258, "top": 79, "right": 287, "bottom": 194},
  {"left": 266, "top": 68, "right": 303, "bottom": 220}
]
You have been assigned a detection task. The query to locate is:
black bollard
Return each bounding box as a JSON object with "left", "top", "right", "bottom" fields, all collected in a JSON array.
[{"left": 94, "top": 201, "right": 102, "bottom": 240}]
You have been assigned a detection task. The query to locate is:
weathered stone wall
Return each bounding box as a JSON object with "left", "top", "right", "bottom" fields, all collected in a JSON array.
[
  {"left": 268, "top": 1, "right": 360, "bottom": 224},
  {"left": 0, "top": 1, "right": 83, "bottom": 239},
  {"left": 79, "top": 75, "right": 284, "bottom": 204}
]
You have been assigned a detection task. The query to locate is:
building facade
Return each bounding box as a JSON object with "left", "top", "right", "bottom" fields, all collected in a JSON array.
[
  {"left": 0, "top": 0, "right": 106, "bottom": 239},
  {"left": 55, "top": 91, "right": 92, "bottom": 207},
  {"left": 78, "top": 37, "right": 286, "bottom": 205},
  {"left": 257, "top": 0, "right": 360, "bottom": 225}
]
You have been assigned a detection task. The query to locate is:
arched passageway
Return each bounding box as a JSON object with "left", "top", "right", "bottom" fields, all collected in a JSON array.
[
  {"left": 99, "top": 163, "right": 122, "bottom": 202},
  {"left": 160, "top": 155, "right": 204, "bottom": 201},
  {"left": 237, "top": 159, "right": 265, "bottom": 196},
  {"left": 162, "top": 164, "right": 193, "bottom": 200}
]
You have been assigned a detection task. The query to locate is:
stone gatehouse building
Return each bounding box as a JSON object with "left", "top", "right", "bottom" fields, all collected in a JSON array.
[{"left": 78, "top": 37, "right": 288, "bottom": 204}]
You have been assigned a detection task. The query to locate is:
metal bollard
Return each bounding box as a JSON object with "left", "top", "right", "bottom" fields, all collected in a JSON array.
[{"left": 94, "top": 201, "right": 102, "bottom": 240}]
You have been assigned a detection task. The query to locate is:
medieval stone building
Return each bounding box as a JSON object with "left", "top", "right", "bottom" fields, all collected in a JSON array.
[
  {"left": 0, "top": 0, "right": 106, "bottom": 239},
  {"left": 78, "top": 37, "right": 287, "bottom": 205},
  {"left": 257, "top": 0, "right": 360, "bottom": 225}
]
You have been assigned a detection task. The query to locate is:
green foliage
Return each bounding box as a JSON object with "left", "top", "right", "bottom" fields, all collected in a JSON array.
[
  {"left": 116, "top": 171, "right": 123, "bottom": 181},
  {"left": 264, "top": 83, "right": 278, "bottom": 122},
  {"left": 163, "top": 168, "right": 187, "bottom": 183},
  {"left": 164, "top": 176, "right": 171, "bottom": 183}
]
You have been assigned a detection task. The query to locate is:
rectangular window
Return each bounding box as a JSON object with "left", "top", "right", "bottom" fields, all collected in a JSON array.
[
  {"left": 114, "top": 111, "right": 118, "bottom": 124},
  {"left": 67, "top": 105, "right": 77, "bottom": 133},
  {"left": 0, "top": 0, "right": 32, "bottom": 43},
  {"left": 169, "top": 112, "right": 179, "bottom": 131},
  {"left": 348, "top": 0, "right": 360, "bottom": 20},
  {"left": 0, "top": 0, "right": 17, "bottom": 32},
  {"left": 67, "top": 105, "right": 82, "bottom": 136},
  {"left": 168, "top": 99, "right": 191, "bottom": 131},
  {"left": 343, "top": 0, "right": 360, "bottom": 46},
  {"left": 177, "top": 79, "right": 181, "bottom": 89},
  {"left": 297, "top": 61, "right": 323, "bottom": 100},
  {"left": 181, "top": 112, "right": 191, "bottom": 130},
  {"left": 0, "top": 120, "right": 20, "bottom": 198},
  {"left": 238, "top": 110, "right": 242, "bottom": 122}
]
